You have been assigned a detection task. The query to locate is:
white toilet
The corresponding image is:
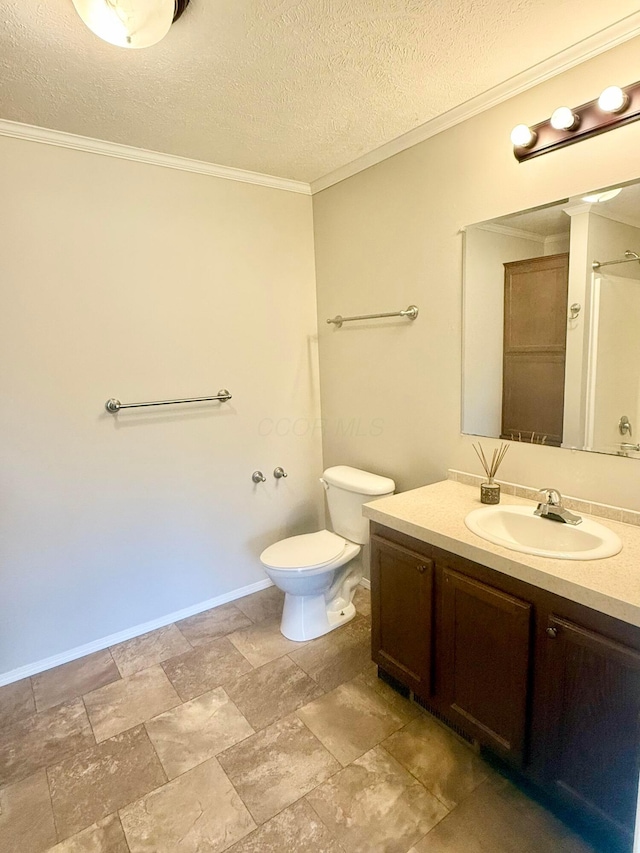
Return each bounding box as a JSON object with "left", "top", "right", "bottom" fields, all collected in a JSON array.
[{"left": 260, "top": 466, "right": 395, "bottom": 641}]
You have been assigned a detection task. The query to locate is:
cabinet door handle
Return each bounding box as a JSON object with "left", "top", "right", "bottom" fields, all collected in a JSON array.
[
  {"left": 546, "top": 626, "right": 558, "bottom": 639},
  {"left": 416, "top": 564, "right": 427, "bottom": 574}
]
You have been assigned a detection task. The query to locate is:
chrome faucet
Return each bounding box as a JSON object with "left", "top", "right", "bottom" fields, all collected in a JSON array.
[{"left": 534, "top": 488, "right": 582, "bottom": 525}]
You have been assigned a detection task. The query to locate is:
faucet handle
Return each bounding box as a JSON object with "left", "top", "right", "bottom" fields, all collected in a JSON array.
[
  {"left": 537, "top": 488, "right": 562, "bottom": 506},
  {"left": 619, "top": 415, "right": 633, "bottom": 437}
]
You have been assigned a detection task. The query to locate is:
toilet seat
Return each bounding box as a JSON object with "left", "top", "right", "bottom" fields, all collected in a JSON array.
[{"left": 260, "top": 530, "right": 347, "bottom": 571}]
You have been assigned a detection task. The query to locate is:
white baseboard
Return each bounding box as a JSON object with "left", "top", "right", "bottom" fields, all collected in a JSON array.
[
  {"left": 0, "top": 578, "right": 274, "bottom": 687},
  {"left": 359, "top": 577, "right": 371, "bottom": 590}
]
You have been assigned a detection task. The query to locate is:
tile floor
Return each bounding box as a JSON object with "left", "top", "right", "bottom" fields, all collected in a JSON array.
[{"left": 0, "top": 584, "right": 599, "bottom": 853}]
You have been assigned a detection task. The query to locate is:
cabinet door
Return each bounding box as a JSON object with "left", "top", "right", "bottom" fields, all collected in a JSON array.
[
  {"left": 440, "top": 567, "right": 532, "bottom": 766},
  {"left": 502, "top": 252, "right": 569, "bottom": 446},
  {"left": 540, "top": 616, "right": 640, "bottom": 843},
  {"left": 370, "top": 536, "right": 433, "bottom": 696}
]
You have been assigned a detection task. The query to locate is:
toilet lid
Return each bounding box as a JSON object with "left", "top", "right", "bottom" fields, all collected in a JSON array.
[{"left": 260, "top": 530, "right": 346, "bottom": 570}]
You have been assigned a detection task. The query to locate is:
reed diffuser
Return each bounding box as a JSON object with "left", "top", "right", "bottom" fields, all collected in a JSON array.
[{"left": 472, "top": 442, "right": 509, "bottom": 504}]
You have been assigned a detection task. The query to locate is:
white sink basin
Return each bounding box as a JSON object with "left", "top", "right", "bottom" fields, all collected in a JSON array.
[{"left": 465, "top": 505, "right": 622, "bottom": 560}]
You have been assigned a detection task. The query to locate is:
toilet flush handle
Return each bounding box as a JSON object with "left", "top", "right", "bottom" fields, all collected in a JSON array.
[{"left": 319, "top": 478, "right": 329, "bottom": 490}]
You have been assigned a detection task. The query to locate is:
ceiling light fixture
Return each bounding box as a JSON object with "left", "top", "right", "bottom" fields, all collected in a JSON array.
[
  {"left": 581, "top": 188, "right": 622, "bottom": 204},
  {"left": 71, "top": 0, "right": 189, "bottom": 48},
  {"left": 512, "top": 80, "right": 640, "bottom": 162}
]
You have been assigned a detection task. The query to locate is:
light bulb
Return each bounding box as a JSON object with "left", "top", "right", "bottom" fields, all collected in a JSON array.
[
  {"left": 597, "top": 86, "right": 629, "bottom": 114},
  {"left": 71, "top": 0, "right": 175, "bottom": 48},
  {"left": 550, "top": 106, "right": 579, "bottom": 131},
  {"left": 581, "top": 188, "right": 622, "bottom": 204},
  {"left": 510, "top": 124, "right": 537, "bottom": 148}
]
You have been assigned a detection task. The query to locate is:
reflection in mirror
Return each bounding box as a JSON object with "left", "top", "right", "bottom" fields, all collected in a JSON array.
[{"left": 462, "top": 179, "right": 640, "bottom": 459}]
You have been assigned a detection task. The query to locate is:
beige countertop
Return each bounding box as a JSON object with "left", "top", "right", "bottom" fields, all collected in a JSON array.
[{"left": 363, "top": 479, "right": 640, "bottom": 628}]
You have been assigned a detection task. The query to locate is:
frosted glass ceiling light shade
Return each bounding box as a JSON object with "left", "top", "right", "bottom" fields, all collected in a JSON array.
[
  {"left": 581, "top": 188, "right": 622, "bottom": 204},
  {"left": 550, "top": 106, "right": 580, "bottom": 131},
  {"left": 71, "top": 0, "right": 178, "bottom": 48},
  {"left": 598, "top": 86, "right": 629, "bottom": 114}
]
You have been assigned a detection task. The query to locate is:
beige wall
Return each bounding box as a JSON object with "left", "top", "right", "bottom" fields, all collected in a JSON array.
[
  {"left": 0, "top": 138, "right": 322, "bottom": 678},
  {"left": 314, "top": 35, "right": 640, "bottom": 510},
  {"left": 463, "top": 227, "right": 547, "bottom": 437}
]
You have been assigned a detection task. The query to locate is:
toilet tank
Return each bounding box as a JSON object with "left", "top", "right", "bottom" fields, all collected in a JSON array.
[{"left": 322, "top": 466, "right": 395, "bottom": 545}]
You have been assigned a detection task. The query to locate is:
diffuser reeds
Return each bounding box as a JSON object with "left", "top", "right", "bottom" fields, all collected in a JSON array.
[{"left": 472, "top": 441, "right": 509, "bottom": 482}]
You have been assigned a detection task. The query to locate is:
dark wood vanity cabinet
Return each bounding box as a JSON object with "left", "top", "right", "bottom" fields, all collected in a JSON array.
[
  {"left": 535, "top": 616, "right": 640, "bottom": 839},
  {"left": 370, "top": 536, "right": 433, "bottom": 695},
  {"left": 439, "top": 567, "right": 531, "bottom": 765},
  {"left": 370, "top": 523, "right": 640, "bottom": 850}
]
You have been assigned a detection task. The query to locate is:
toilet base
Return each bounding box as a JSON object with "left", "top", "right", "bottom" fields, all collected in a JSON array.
[{"left": 280, "top": 592, "right": 356, "bottom": 642}]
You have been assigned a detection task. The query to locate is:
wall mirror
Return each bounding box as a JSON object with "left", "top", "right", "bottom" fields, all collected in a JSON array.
[{"left": 462, "top": 178, "right": 640, "bottom": 459}]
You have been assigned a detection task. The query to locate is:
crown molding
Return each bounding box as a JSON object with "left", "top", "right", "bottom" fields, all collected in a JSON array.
[
  {"left": 562, "top": 202, "right": 595, "bottom": 217},
  {"left": 0, "top": 119, "right": 312, "bottom": 195},
  {"left": 2, "top": 12, "right": 640, "bottom": 198},
  {"left": 545, "top": 231, "right": 571, "bottom": 245},
  {"left": 310, "top": 12, "right": 640, "bottom": 194},
  {"left": 473, "top": 222, "right": 546, "bottom": 243}
]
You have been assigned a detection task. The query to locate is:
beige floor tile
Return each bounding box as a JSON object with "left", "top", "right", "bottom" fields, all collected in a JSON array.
[
  {"left": 0, "top": 770, "right": 57, "bottom": 853},
  {"left": 83, "top": 665, "right": 179, "bottom": 743},
  {"left": 227, "top": 618, "right": 307, "bottom": 668},
  {"left": 353, "top": 585, "right": 371, "bottom": 618},
  {"left": 110, "top": 625, "right": 191, "bottom": 678},
  {"left": 161, "top": 636, "right": 253, "bottom": 702},
  {"left": 225, "top": 655, "right": 323, "bottom": 730},
  {"left": 32, "top": 651, "right": 120, "bottom": 713},
  {"left": 0, "top": 699, "right": 94, "bottom": 788},
  {"left": 356, "top": 662, "right": 421, "bottom": 721},
  {"left": 410, "top": 776, "right": 570, "bottom": 853},
  {"left": 48, "top": 725, "right": 166, "bottom": 841},
  {"left": 226, "top": 800, "right": 345, "bottom": 853},
  {"left": 120, "top": 757, "right": 255, "bottom": 853},
  {"left": 176, "top": 603, "right": 252, "bottom": 647},
  {"left": 44, "top": 814, "right": 128, "bottom": 852},
  {"left": 0, "top": 678, "right": 35, "bottom": 729},
  {"left": 145, "top": 686, "right": 254, "bottom": 779},
  {"left": 289, "top": 617, "right": 371, "bottom": 691},
  {"left": 234, "top": 587, "right": 284, "bottom": 624},
  {"left": 382, "top": 713, "right": 488, "bottom": 809},
  {"left": 492, "top": 778, "right": 577, "bottom": 847},
  {"left": 306, "top": 746, "right": 448, "bottom": 853},
  {"left": 218, "top": 713, "right": 340, "bottom": 824},
  {"left": 297, "top": 679, "right": 411, "bottom": 766}
]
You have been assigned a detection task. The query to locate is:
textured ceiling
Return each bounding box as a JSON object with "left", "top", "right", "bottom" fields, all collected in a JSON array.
[{"left": 0, "top": 1, "right": 638, "bottom": 182}]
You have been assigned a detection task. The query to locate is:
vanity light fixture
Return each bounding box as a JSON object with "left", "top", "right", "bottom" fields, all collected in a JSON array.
[
  {"left": 598, "top": 86, "right": 629, "bottom": 114},
  {"left": 71, "top": 0, "right": 189, "bottom": 48},
  {"left": 510, "top": 124, "right": 537, "bottom": 149},
  {"left": 550, "top": 106, "right": 580, "bottom": 131},
  {"left": 512, "top": 80, "right": 640, "bottom": 162}
]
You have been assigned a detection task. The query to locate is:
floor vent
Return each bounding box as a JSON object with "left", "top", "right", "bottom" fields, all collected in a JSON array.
[
  {"left": 377, "top": 667, "right": 410, "bottom": 698},
  {"left": 412, "top": 695, "right": 475, "bottom": 745}
]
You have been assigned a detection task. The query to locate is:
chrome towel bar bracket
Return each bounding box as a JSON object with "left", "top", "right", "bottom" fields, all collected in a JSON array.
[
  {"left": 105, "top": 389, "right": 232, "bottom": 413},
  {"left": 326, "top": 304, "right": 419, "bottom": 328}
]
